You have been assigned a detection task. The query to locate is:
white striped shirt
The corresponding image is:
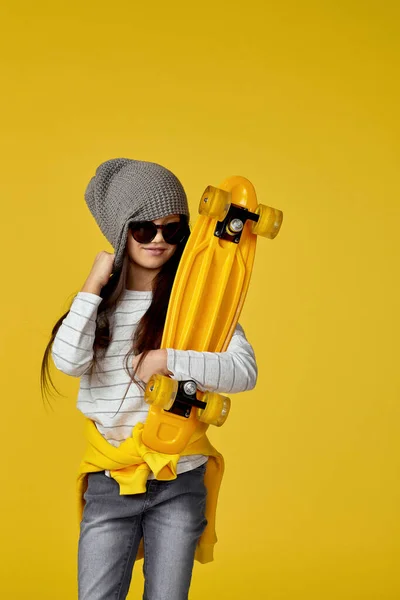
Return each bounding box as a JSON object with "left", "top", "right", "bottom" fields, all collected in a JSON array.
[{"left": 51, "top": 288, "right": 258, "bottom": 477}]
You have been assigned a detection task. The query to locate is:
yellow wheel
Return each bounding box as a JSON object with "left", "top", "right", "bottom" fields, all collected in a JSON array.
[
  {"left": 252, "top": 204, "right": 283, "bottom": 239},
  {"left": 198, "top": 185, "right": 230, "bottom": 220},
  {"left": 144, "top": 374, "right": 178, "bottom": 410},
  {"left": 197, "top": 392, "right": 231, "bottom": 427}
]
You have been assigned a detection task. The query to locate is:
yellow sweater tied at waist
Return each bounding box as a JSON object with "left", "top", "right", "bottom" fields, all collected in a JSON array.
[{"left": 77, "top": 418, "right": 224, "bottom": 564}]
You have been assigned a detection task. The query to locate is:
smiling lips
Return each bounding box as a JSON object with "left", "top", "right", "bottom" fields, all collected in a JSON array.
[{"left": 143, "top": 248, "right": 166, "bottom": 255}]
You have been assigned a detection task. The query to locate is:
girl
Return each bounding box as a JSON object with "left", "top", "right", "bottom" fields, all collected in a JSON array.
[{"left": 41, "top": 158, "right": 258, "bottom": 600}]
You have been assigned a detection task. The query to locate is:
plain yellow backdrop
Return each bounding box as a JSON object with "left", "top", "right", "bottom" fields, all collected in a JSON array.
[{"left": 0, "top": 0, "right": 399, "bottom": 598}]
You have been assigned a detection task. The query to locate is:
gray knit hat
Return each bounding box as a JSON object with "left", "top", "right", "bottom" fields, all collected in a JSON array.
[{"left": 84, "top": 158, "right": 190, "bottom": 271}]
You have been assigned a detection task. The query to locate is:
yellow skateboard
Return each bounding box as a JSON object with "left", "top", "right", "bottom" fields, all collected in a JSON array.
[{"left": 141, "top": 176, "right": 283, "bottom": 454}]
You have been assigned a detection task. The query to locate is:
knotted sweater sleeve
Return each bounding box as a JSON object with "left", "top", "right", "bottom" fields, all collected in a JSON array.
[
  {"left": 166, "top": 323, "right": 258, "bottom": 394},
  {"left": 51, "top": 291, "right": 103, "bottom": 377}
]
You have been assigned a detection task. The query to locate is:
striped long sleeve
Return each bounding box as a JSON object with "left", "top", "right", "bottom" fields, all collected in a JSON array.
[
  {"left": 166, "top": 322, "right": 258, "bottom": 394},
  {"left": 51, "top": 291, "right": 258, "bottom": 394},
  {"left": 51, "top": 291, "right": 103, "bottom": 377}
]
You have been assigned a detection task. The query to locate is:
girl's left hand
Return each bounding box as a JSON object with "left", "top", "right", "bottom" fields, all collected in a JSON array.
[{"left": 132, "top": 349, "right": 173, "bottom": 384}]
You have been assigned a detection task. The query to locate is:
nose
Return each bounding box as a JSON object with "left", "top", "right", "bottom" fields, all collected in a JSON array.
[{"left": 153, "top": 228, "right": 166, "bottom": 243}]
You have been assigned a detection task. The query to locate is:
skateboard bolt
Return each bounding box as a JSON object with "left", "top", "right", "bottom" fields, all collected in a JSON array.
[
  {"left": 203, "top": 197, "right": 208, "bottom": 203},
  {"left": 228, "top": 218, "right": 244, "bottom": 233},
  {"left": 183, "top": 381, "right": 197, "bottom": 396},
  {"left": 149, "top": 385, "right": 154, "bottom": 392}
]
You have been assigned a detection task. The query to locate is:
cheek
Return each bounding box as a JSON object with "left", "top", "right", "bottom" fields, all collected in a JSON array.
[
  {"left": 126, "top": 237, "right": 140, "bottom": 262},
  {"left": 126, "top": 237, "right": 141, "bottom": 260},
  {"left": 167, "top": 245, "right": 178, "bottom": 257},
  {"left": 156, "top": 246, "right": 176, "bottom": 264}
]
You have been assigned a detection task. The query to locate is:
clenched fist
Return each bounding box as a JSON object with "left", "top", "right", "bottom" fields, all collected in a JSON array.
[{"left": 132, "top": 349, "right": 173, "bottom": 384}]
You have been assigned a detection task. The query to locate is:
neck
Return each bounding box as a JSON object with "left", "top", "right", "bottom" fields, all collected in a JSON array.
[{"left": 125, "top": 258, "right": 160, "bottom": 291}]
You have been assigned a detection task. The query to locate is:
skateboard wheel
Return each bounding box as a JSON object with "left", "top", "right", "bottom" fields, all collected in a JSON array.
[
  {"left": 199, "top": 185, "right": 230, "bottom": 220},
  {"left": 144, "top": 374, "right": 178, "bottom": 411},
  {"left": 197, "top": 392, "right": 231, "bottom": 427},
  {"left": 252, "top": 204, "right": 283, "bottom": 239}
]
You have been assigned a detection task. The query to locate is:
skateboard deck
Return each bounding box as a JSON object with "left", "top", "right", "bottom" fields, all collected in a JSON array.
[{"left": 141, "top": 175, "right": 283, "bottom": 454}]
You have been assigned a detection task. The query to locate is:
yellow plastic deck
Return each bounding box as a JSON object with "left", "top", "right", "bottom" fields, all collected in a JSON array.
[{"left": 141, "top": 176, "right": 258, "bottom": 454}]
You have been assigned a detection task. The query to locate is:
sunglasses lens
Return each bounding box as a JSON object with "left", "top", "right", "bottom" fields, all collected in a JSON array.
[
  {"left": 163, "top": 222, "right": 189, "bottom": 244},
  {"left": 130, "top": 222, "right": 157, "bottom": 243}
]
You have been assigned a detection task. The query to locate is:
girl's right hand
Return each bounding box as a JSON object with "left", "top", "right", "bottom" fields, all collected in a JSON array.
[{"left": 81, "top": 251, "right": 115, "bottom": 294}]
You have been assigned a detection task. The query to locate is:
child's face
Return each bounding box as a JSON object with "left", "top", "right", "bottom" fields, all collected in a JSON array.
[{"left": 125, "top": 214, "right": 181, "bottom": 270}]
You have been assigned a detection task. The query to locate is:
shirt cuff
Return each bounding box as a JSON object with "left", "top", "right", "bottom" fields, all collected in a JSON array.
[
  {"left": 166, "top": 348, "right": 176, "bottom": 376},
  {"left": 75, "top": 291, "right": 104, "bottom": 304}
]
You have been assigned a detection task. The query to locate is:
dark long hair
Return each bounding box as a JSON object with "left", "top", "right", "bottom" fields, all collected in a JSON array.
[{"left": 40, "top": 214, "right": 190, "bottom": 415}]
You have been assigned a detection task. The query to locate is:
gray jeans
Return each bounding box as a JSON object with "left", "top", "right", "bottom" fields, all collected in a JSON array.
[{"left": 78, "top": 463, "right": 208, "bottom": 599}]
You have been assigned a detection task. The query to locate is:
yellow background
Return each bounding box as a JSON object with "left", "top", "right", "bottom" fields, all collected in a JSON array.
[{"left": 1, "top": 0, "right": 399, "bottom": 598}]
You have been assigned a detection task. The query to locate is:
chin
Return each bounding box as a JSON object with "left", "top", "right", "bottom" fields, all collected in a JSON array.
[{"left": 140, "top": 254, "right": 171, "bottom": 266}]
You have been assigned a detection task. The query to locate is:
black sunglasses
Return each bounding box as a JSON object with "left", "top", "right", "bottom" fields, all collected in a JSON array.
[{"left": 129, "top": 220, "right": 190, "bottom": 245}]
